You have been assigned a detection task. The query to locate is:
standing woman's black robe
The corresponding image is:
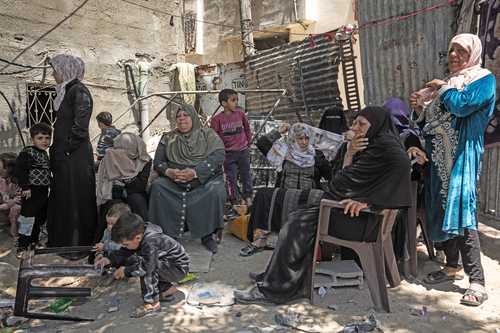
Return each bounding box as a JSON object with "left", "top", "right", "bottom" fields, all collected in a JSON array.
[
  {"left": 256, "top": 107, "right": 413, "bottom": 303},
  {"left": 47, "top": 79, "right": 97, "bottom": 248}
]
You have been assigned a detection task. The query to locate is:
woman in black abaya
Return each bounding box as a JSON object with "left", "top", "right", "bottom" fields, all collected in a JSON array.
[
  {"left": 234, "top": 106, "right": 412, "bottom": 304},
  {"left": 47, "top": 55, "right": 97, "bottom": 251}
]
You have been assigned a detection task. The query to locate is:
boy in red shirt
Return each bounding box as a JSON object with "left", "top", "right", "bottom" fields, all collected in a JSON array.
[{"left": 210, "top": 89, "right": 253, "bottom": 205}]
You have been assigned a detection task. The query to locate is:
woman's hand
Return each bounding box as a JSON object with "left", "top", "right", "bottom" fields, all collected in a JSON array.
[
  {"left": 339, "top": 199, "right": 368, "bottom": 217},
  {"left": 278, "top": 123, "right": 290, "bottom": 135},
  {"left": 165, "top": 168, "right": 180, "bottom": 180},
  {"left": 21, "top": 190, "right": 31, "bottom": 200},
  {"left": 409, "top": 92, "right": 423, "bottom": 114},
  {"left": 407, "top": 147, "right": 429, "bottom": 165},
  {"left": 347, "top": 133, "right": 369, "bottom": 155},
  {"left": 175, "top": 168, "right": 197, "bottom": 183},
  {"left": 426, "top": 79, "right": 446, "bottom": 91}
]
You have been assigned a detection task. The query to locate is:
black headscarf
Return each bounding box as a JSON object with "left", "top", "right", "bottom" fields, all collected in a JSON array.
[
  {"left": 318, "top": 105, "right": 348, "bottom": 134},
  {"left": 328, "top": 106, "right": 412, "bottom": 209}
]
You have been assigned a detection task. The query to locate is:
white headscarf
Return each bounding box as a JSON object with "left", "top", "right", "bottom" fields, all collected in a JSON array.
[
  {"left": 446, "top": 33, "right": 491, "bottom": 89},
  {"left": 267, "top": 123, "right": 316, "bottom": 172},
  {"left": 49, "top": 54, "right": 85, "bottom": 111}
]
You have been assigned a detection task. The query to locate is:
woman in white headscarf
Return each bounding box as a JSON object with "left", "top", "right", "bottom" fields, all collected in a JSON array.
[
  {"left": 410, "top": 33, "right": 496, "bottom": 306},
  {"left": 47, "top": 54, "right": 97, "bottom": 255}
]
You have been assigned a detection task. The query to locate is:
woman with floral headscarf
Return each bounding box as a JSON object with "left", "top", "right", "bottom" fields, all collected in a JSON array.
[
  {"left": 410, "top": 33, "right": 496, "bottom": 306},
  {"left": 47, "top": 54, "right": 97, "bottom": 254}
]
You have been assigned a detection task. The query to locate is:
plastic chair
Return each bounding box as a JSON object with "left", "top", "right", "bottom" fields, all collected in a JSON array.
[{"left": 310, "top": 199, "right": 400, "bottom": 312}]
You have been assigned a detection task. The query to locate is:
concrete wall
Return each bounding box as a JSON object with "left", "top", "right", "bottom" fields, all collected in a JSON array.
[{"left": 0, "top": 0, "right": 185, "bottom": 153}]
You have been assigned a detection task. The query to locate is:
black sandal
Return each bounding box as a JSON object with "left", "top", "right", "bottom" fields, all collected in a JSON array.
[
  {"left": 239, "top": 243, "right": 267, "bottom": 257},
  {"left": 424, "top": 269, "right": 464, "bottom": 284},
  {"left": 460, "top": 288, "right": 488, "bottom": 306}
]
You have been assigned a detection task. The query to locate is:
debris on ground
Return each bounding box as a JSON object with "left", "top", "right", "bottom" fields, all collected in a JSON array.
[
  {"left": 274, "top": 310, "right": 322, "bottom": 332},
  {"left": 328, "top": 304, "right": 338, "bottom": 311},
  {"left": 48, "top": 297, "right": 73, "bottom": 313},
  {"left": 0, "top": 300, "right": 14, "bottom": 309},
  {"left": 5, "top": 316, "right": 28, "bottom": 327},
  {"left": 107, "top": 297, "right": 120, "bottom": 313},
  {"left": 410, "top": 306, "right": 428, "bottom": 318},
  {"left": 339, "top": 313, "right": 380, "bottom": 333}
]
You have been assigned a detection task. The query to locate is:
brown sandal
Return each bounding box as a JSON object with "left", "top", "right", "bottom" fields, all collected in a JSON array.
[{"left": 130, "top": 303, "right": 161, "bottom": 318}]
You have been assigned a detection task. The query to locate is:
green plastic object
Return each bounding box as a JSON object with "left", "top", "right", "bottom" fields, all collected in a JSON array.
[
  {"left": 178, "top": 273, "right": 197, "bottom": 284},
  {"left": 48, "top": 297, "right": 73, "bottom": 313}
]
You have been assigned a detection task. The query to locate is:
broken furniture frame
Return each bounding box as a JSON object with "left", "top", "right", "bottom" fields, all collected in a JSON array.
[
  {"left": 91, "top": 88, "right": 288, "bottom": 144},
  {"left": 14, "top": 246, "right": 100, "bottom": 322}
]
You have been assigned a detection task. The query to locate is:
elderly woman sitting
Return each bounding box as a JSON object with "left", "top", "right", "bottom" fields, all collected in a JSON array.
[
  {"left": 149, "top": 104, "right": 226, "bottom": 253},
  {"left": 240, "top": 123, "right": 332, "bottom": 256},
  {"left": 234, "top": 106, "right": 412, "bottom": 304}
]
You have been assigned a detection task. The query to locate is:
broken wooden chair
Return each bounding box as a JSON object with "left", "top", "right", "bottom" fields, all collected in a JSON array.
[
  {"left": 14, "top": 246, "right": 99, "bottom": 321},
  {"left": 310, "top": 199, "right": 400, "bottom": 312}
]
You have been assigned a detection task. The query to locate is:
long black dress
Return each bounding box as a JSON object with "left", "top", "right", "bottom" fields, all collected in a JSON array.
[
  {"left": 255, "top": 106, "right": 413, "bottom": 304},
  {"left": 47, "top": 79, "right": 97, "bottom": 248}
]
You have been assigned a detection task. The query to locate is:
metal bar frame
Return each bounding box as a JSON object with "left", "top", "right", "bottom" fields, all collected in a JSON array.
[
  {"left": 14, "top": 247, "right": 99, "bottom": 322},
  {"left": 92, "top": 89, "right": 287, "bottom": 142}
]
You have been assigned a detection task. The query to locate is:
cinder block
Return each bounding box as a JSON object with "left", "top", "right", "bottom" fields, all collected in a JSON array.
[{"left": 314, "top": 260, "right": 363, "bottom": 287}]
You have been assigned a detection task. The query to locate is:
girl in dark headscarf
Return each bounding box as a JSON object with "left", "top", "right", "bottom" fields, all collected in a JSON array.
[
  {"left": 234, "top": 106, "right": 412, "bottom": 304},
  {"left": 47, "top": 54, "right": 97, "bottom": 252},
  {"left": 149, "top": 104, "right": 226, "bottom": 253},
  {"left": 318, "top": 105, "right": 348, "bottom": 134}
]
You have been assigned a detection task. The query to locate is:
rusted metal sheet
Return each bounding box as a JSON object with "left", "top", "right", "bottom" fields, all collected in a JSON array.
[
  {"left": 479, "top": 145, "right": 500, "bottom": 219},
  {"left": 245, "top": 34, "right": 343, "bottom": 124},
  {"left": 356, "top": 0, "right": 457, "bottom": 105}
]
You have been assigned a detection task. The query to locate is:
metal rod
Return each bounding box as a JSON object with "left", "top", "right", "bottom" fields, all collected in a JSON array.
[
  {"left": 0, "top": 90, "right": 26, "bottom": 147},
  {"left": 91, "top": 89, "right": 286, "bottom": 142},
  {"left": 22, "top": 312, "right": 94, "bottom": 322},
  {"left": 29, "top": 286, "right": 91, "bottom": 298},
  {"left": 139, "top": 94, "right": 179, "bottom": 136},
  {"left": 34, "top": 246, "right": 94, "bottom": 255},
  {"left": 250, "top": 89, "right": 288, "bottom": 144},
  {"left": 19, "top": 266, "right": 100, "bottom": 279}
]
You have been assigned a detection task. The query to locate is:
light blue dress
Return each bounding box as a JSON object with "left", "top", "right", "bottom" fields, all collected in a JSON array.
[
  {"left": 439, "top": 74, "right": 496, "bottom": 238},
  {"left": 421, "top": 74, "right": 496, "bottom": 241}
]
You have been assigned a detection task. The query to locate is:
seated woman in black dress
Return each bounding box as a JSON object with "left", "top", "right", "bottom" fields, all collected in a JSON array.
[
  {"left": 240, "top": 123, "right": 332, "bottom": 256},
  {"left": 234, "top": 106, "right": 412, "bottom": 304}
]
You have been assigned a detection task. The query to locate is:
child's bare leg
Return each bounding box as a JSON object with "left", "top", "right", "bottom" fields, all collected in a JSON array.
[{"left": 9, "top": 205, "right": 20, "bottom": 237}]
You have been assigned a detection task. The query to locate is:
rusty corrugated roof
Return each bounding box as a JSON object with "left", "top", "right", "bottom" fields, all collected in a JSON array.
[
  {"left": 245, "top": 35, "right": 343, "bottom": 124},
  {"left": 357, "top": 0, "right": 457, "bottom": 105}
]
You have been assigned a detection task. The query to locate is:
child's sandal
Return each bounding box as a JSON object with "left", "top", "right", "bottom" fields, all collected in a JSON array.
[{"left": 130, "top": 303, "right": 161, "bottom": 318}]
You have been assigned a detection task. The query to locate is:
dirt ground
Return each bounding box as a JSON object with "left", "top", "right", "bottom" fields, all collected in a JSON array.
[{"left": 1, "top": 215, "right": 500, "bottom": 333}]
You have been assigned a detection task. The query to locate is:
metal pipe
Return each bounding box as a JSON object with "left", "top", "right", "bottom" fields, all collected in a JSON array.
[
  {"left": 250, "top": 89, "right": 288, "bottom": 143},
  {"left": 137, "top": 60, "right": 151, "bottom": 142},
  {"left": 19, "top": 266, "right": 100, "bottom": 279},
  {"left": 35, "top": 246, "right": 94, "bottom": 255},
  {"left": 29, "top": 287, "right": 91, "bottom": 298},
  {"left": 91, "top": 89, "right": 287, "bottom": 142},
  {"left": 139, "top": 94, "right": 180, "bottom": 136}
]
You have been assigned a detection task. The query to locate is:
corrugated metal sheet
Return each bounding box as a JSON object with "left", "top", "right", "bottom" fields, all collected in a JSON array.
[
  {"left": 357, "top": 0, "right": 457, "bottom": 105},
  {"left": 479, "top": 146, "right": 500, "bottom": 219},
  {"left": 245, "top": 35, "right": 342, "bottom": 123}
]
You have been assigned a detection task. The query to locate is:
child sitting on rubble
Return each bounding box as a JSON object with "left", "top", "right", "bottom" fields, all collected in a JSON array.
[
  {"left": 95, "top": 111, "right": 121, "bottom": 163},
  {"left": 95, "top": 213, "right": 190, "bottom": 318},
  {"left": 0, "top": 152, "right": 21, "bottom": 238},
  {"left": 94, "top": 202, "right": 131, "bottom": 259}
]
